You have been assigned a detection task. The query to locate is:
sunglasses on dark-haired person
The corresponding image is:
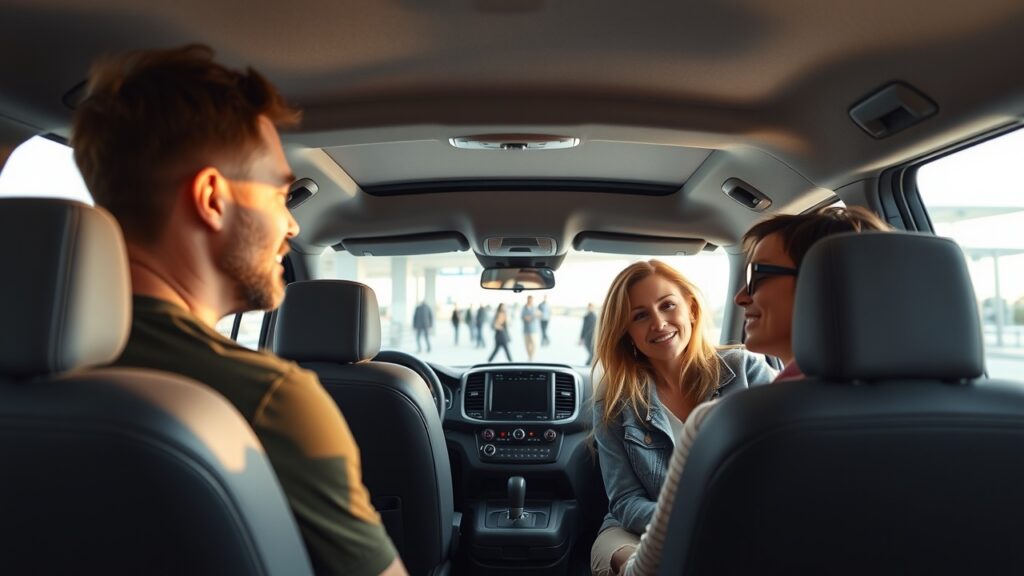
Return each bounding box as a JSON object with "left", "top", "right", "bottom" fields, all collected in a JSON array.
[{"left": 745, "top": 262, "right": 798, "bottom": 296}]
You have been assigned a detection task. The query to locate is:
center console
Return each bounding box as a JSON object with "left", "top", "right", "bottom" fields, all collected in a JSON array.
[
  {"left": 462, "top": 367, "right": 577, "bottom": 464},
  {"left": 478, "top": 425, "right": 561, "bottom": 463},
  {"left": 449, "top": 366, "right": 591, "bottom": 575}
]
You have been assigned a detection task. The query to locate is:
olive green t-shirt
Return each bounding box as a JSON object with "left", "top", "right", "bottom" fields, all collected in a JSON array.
[{"left": 114, "top": 296, "right": 398, "bottom": 576}]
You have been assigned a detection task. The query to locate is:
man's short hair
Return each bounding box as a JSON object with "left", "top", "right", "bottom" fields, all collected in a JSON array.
[
  {"left": 742, "top": 205, "right": 891, "bottom": 266},
  {"left": 72, "top": 44, "right": 300, "bottom": 244}
]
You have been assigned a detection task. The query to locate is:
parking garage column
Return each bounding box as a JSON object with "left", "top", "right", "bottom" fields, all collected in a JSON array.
[
  {"left": 390, "top": 257, "right": 409, "bottom": 348},
  {"left": 993, "top": 249, "right": 1005, "bottom": 347},
  {"left": 425, "top": 267, "right": 437, "bottom": 307},
  {"left": 333, "top": 251, "right": 359, "bottom": 280}
]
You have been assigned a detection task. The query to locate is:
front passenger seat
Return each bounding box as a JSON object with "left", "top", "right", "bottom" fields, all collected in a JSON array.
[
  {"left": 657, "top": 231, "right": 1024, "bottom": 576},
  {"left": 0, "top": 198, "right": 313, "bottom": 576},
  {"left": 274, "top": 280, "right": 455, "bottom": 576}
]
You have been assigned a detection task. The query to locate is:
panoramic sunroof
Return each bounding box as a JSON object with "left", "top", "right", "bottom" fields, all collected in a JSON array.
[
  {"left": 359, "top": 179, "right": 683, "bottom": 197},
  {"left": 324, "top": 139, "right": 712, "bottom": 189}
]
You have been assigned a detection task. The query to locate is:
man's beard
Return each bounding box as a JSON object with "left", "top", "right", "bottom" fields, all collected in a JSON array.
[{"left": 218, "top": 207, "right": 284, "bottom": 311}]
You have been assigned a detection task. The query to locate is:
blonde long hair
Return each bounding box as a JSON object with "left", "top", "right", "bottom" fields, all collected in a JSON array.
[{"left": 594, "top": 260, "right": 723, "bottom": 427}]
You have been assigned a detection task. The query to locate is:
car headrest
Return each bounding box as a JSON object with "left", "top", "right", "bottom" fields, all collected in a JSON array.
[
  {"left": 793, "top": 231, "right": 984, "bottom": 381},
  {"left": 0, "top": 199, "right": 131, "bottom": 377},
  {"left": 273, "top": 280, "right": 381, "bottom": 364}
]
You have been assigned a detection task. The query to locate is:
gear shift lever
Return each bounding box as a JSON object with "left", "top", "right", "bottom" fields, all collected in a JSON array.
[{"left": 507, "top": 476, "right": 526, "bottom": 520}]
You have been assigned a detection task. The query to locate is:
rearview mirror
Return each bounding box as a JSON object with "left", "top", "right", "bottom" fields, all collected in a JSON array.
[{"left": 480, "top": 267, "right": 555, "bottom": 292}]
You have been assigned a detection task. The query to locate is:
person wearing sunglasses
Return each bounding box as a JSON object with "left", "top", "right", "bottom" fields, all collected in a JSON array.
[
  {"left": 612, "top": 205, "right": 891, "bottom": 576},
  {"left": 734, "top": 205, "right": 891, "bottom": 380}
]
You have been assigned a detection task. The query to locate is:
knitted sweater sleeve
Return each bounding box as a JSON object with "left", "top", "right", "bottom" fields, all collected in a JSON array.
[{"left": 620, "top": 399, "right": 719, "bottom": 576}]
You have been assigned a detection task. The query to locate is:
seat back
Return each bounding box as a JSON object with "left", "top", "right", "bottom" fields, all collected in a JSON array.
[
  {"left": 0, "top": 199, "right": 312, "bottom": 576},
  {"left": 658, "top": 232, "right": 1024, "bottom": 576},
  {"left": 275, "top": 280, "right": 454, "bottom": 576}
]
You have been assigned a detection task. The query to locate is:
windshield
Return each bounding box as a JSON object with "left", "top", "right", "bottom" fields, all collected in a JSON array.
[{"left": 317, "top": 249, "right": 730, "bottom": 366}]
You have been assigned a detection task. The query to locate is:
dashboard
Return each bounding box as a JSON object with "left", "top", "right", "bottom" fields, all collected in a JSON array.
[
  {"left": 456, "top": 366, "right": 579, "bottom": 463},
  {"left": 433, "top": 362, "right": 608, "bottom": 572}
]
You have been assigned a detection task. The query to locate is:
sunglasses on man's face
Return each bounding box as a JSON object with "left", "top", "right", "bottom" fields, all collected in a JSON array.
[{"left": 745, "top": 262, "right": 798, "bottom": 296}]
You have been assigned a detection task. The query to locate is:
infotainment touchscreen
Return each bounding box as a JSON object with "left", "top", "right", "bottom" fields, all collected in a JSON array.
[{"left": 490, "top": 372, "right": 550, "bottom": 419}]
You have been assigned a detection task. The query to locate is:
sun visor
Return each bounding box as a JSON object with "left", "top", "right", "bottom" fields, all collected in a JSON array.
[
  {"left": 340, "top": 231, "right": 469, "bottom": 256},
  {"left": 573, "top": 231, "right": 706, "bottom": 256}
]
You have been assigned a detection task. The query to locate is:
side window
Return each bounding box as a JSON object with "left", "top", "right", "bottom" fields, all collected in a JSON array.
[
  {"left": 214, "top": 311, "right": 266, "bottom": 350},
  {"left": 0, "top": 136, "right": 92, "bottom": 203},
  {"left": 214, "top": 315, "right": 239, "bottom": 340},
  {"left": 916, "top": 128, "right": 1024, "bottom": 379},
  {"left": 235, "top": 311, "right": 266, "bottom": 350}
]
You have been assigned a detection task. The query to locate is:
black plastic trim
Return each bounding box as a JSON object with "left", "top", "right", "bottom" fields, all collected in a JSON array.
[
  {"left": 287, "top": 178, "right": 318, "bottom": 210},
  {"left": 721, "top": 177, "right": 771, "bottom": 211},
  {"left": 230, "top": 313, "right": 242, "bottom": 341},
  {"left": 40, "top": 133, "right": 70, "bottom": 146},
  {"left": 848, "top": 81, "right": 938, "bottom": 139},
  {"left": 60, "top": 80, "right": 88, "bottom": 111},
  {"left": 260, "top": 310, "right": 276, "bottom": 351},
  {"left": 877, "top": 167, "right": 912, "bottom": 230},
  {"left": 475, "top": 253, "right": 567, "bottom": 271}
]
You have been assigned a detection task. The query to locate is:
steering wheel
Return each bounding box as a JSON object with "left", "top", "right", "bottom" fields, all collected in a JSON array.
[{"left": 374, "top": 349, "right": 446, "bottom": 421}]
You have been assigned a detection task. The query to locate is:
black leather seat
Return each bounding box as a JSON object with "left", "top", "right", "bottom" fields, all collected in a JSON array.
[
  {"left": 658, "top": 231, "right": 1024, "bottom": 576},
  {"left": 274, "top": 280, "right": 455, "bottom": 576},
  {"left": 0, "top": 198, "right": 313, "bottom": 576}
]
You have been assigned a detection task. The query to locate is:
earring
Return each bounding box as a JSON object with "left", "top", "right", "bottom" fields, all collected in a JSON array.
[{"left": 632, "top": 342, "right": 638, "bottom": 358}]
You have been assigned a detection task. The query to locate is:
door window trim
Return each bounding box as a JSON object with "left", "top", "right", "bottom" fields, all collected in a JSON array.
[{"left": 877, "top": 122, "right": 1024, "bottom": 232}]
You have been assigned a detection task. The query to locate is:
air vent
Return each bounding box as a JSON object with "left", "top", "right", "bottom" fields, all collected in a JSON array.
[
  {"left": 554, "top": 373, "right": 576, "bottom": 419},
  {"left": 464, "top": 372, "right": 486, "bottom": 418}
]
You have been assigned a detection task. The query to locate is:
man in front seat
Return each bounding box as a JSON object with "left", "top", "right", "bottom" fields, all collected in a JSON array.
[{"left": 72, "top": 45, "right": 406, "bottom": 576}]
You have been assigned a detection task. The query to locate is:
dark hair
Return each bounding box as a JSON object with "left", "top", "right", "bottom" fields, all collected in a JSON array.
[
  {"left": 72, "top": 44, "right": 300, "bottom": 243},
  {"left": 742, "top": 206, "right": 891, "bottom": 266}
]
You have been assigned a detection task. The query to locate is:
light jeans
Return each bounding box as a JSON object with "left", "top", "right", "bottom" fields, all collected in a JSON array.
[{"left": 591, "top": 526, "right": 640, "bottom": 576}]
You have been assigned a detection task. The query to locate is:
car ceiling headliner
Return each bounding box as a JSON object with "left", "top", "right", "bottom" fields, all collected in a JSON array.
[{"left": 2, "top": 0, "right": 1023, "bottom": 254}]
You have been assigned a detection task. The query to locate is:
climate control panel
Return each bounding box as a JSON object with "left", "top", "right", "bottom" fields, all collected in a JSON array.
[{"left": 477, "top": 427, "right": 561, "bottom": 463}]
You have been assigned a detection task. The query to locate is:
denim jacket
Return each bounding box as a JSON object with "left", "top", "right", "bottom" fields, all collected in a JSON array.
[{"left": 592, "top": 348, "right": 776, "bottom": 534}]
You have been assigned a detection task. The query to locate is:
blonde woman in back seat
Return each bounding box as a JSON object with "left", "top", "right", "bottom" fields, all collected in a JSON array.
[{"left": 590, "top": 260, "right": 774, "bottom": 576}]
